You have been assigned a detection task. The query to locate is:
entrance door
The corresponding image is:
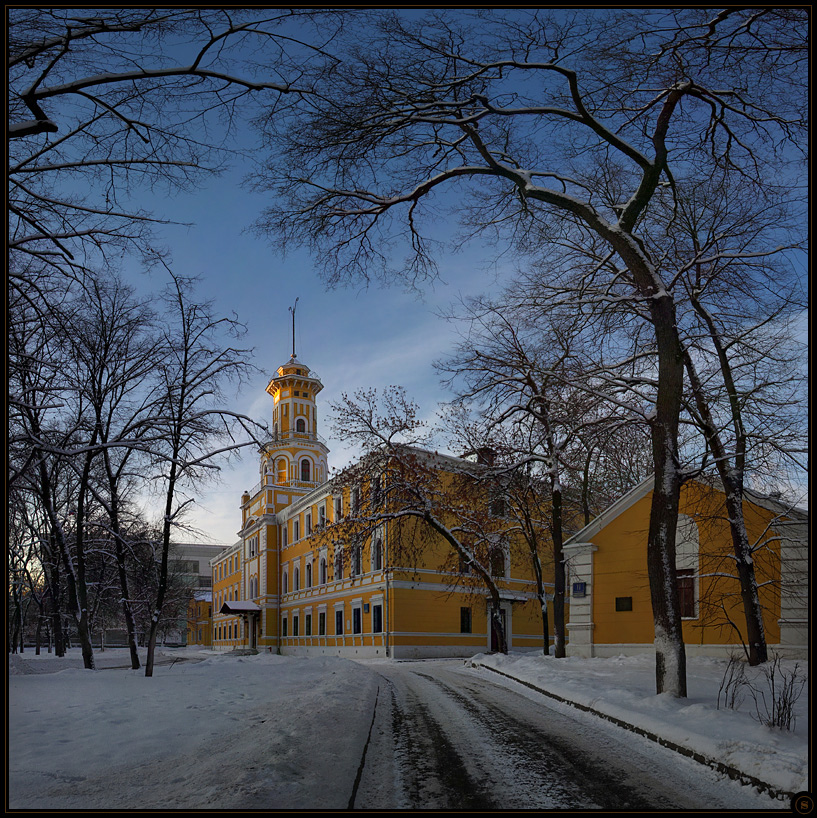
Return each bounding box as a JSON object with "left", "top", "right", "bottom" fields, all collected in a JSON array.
[{"left": 490, "top": 608, "right": 507, "bottom": 652}]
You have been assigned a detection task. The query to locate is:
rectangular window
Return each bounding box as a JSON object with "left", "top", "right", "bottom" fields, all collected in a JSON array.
[
  {"left": 490, "top": 549, "right": 505, "bottom": 577},
  {"left": 353, "top": 607, "right": 362, "bottom": 634},
  {"left": 615, "top": 596, "right": 633, "bottom": 612},
  {"left": 319, "top": 611, "right": 326, "bottom": 636},
  {"left": 372, "top": 604, "right": 383, "bottom": 633},
  {"left": 460, "top": 606, "right": 472, "bottom": 634},
  {"left": 677, "top": 569, "right": 696, "bottom": 618},
  {"left": 305, "top": 614, "right": 312, "bottom": 636},
  {"left": 282, "top": 618, "right": 288, "bottom": 637},
  {"left": 282, "top": 526, "right": 288, "bottom": 547},
  {"left": 335, "top": 609, "right": 343, "bottom": 635},
  {"left": 319, "top": 504, "right": 326, "bottom": 526},
  {"left": 294, "top": 520, "right": 300, "bottom": 541},
  {"left": 334, "top": 496, "right": 342, "bottom": 520},
  {"left": 293, "top": 615, "right": 299, "bottom": 637},
  {"left": 306, "top": 513, "right": 312, "bottom": 535}
]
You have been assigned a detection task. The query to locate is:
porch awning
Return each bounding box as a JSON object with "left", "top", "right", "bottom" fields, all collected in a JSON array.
[{"left": 220, "top": 601, "right": 261, "bottom": 614}]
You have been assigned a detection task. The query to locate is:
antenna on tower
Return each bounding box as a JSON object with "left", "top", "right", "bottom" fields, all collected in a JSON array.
[{"left": 289, "top": 297, "right": 299, "bottom": 358}]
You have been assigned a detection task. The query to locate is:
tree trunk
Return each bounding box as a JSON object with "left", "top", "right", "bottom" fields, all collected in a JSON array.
[
  {"left": 489, "top": 600, "right": 507, "bottom": 655},
  {"left": 683, "top": 309, "right": 768, "bottom": 666},
  {"left": 645, "top": 293, "right": 687, "bottom": 697},
  {"left": 114, "top": 535, "right": 141, "bottom": 669},
  {"left": 551, "top": 483, "right": 566, "bottom": 659},
  {"left": 721, "top": 478, "right": 767, "bottom": 665}
]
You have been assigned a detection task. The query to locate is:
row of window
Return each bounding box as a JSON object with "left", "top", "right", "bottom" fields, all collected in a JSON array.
[
  {"left": 214, "top": 553, "right": 241, "bottom": 582},
  {"left": 283, "top": 538, "right": 384, "bottom": 592},
  {"left": 214, "top": 585, "right": 239, "bottom": 610},
  {"left": 282, "top": 604, "right": 384, "bottom": 637},
  {"left": 214, "top": 622, "right": 240, "bottom": 641},
  {"left": 282, "top": 478, "right": 385, "bottom": 546},
  {"left": 265, "top": 453, "right": 321, "bottom": 484}
]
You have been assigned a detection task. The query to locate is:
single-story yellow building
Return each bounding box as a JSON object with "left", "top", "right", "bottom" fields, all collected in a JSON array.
[{"left": 564, "top": 477, "right": 808, "bottom": 659}]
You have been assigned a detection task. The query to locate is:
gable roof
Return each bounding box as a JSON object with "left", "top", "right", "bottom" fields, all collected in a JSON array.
[{"left": 564, "top": 475, "right": 808, "bottom": 548}]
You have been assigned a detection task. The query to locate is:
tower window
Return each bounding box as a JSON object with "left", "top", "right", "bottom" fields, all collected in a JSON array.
[
  {"left": 296, "top": 418, "right": 306, "bottom": 433},
  {"left": 301, "top": 458, "right": 311, "bottom": 482}
]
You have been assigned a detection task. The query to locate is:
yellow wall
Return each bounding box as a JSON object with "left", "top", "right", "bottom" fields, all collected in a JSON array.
[{"left": 590, "top": 482, "right": 785, "bottom": 648}]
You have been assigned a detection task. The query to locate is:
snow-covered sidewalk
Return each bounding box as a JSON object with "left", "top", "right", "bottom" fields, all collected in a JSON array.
[
  {"left": 468, "top": 651, "right": 808, "bottom": 803},
  {"left": 7, "top": 648, "right": 808, "bottom": 809}
]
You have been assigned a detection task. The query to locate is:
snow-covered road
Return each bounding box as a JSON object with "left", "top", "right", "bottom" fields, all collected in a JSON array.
[
  {"left": 9, "top": 649, "right": 799, "bottom": 810},
  {"left": 354, "top": 660, "right": 774, "bottom": 810}
]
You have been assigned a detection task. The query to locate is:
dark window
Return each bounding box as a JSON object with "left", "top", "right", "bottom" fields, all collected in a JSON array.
[
  {"left": 460, "top": 607, "right": 472, "bottom": 633},
  {"left": 305, "top": 614, "right": 312, "bottom": 636},
  {"left": 301, "top": 458, "right": 311, "bottom": 482},
  {"left": 372, "top": 604, "right": 383, "bottom": 633},
  {"left": 615, "top": 596, "right": 633, "bottom": 612},
  {"left": 353, "top": 607, "right": 362, "bottom": 634},
  {"left": 335, "top": 609, "right": 344, "bottom": 635},
  {"left": 296, "top": 417, "right": 306, "bottom": 432},
  {"left": 490, "top": 548, "right": 505, "bottom": 577},
  {"left": 319, "top": 612, "right": 326, "bottom": 636},
  {"left": 677, "top": 569, "right": 696, "bottom": 618},
  {"left": 372, "top": 537, "right": 383, "bottom": 571},
  {"left": 293, "top": 615, "right": 299, "bottom": 637},
  {"left": 282, "top": 618, "right": 288, "bottom": 637}
]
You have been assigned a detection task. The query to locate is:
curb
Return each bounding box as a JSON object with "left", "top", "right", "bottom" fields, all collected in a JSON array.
[{"left": 474, "top": 662, "right": 793, "bottom": 804}]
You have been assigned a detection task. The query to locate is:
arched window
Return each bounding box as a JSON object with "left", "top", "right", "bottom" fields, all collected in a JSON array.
[
  {"left": 276, "top": 457, "right": 288, "bottom": 484},
  {"left": 334, "top": 549, "right": 344, "bottom": 581},
  {"left": 306, "top": 562, "right": 312, "bottom": 588},
  {"left": 296, "top": 417, "right": 306, "bottom": 433},
  {"left": 372, "top": 537, "right": 383, "bottom": 571},
  {"left": 320, "top": 557, "right": 327, "bottom": 585},
  {"left": 294, "top": 566, "right": 300, "bottom": 591},
  {"left": 283, "top": 571, "right": 288, "bottom": 594},
  {"left": 301, "top": 458, "right": 311, "bottom": 482}
]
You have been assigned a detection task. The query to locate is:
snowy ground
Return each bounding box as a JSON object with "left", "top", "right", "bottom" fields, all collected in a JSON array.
[{"left": 7, "top": 647, "right": 808, "bottom": 810}]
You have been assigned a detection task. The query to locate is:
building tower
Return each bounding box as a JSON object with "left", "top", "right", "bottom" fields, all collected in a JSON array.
[
  {"left": 219, "top": 307, "right": 331, "bottom": 652},
  {"left": 261, "top": 353, "right": 330, "bottom": 496}
]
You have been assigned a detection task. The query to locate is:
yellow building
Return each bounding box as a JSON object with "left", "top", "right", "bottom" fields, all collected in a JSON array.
[
  {"left": 210, "top": 351, "right": 549, "bottom": 657},
  {"left": 564, "top": 477, "right": 808, "bottom": 659},
  {"left": 186, "top": 592, "right": 212, "bottom": 646}
]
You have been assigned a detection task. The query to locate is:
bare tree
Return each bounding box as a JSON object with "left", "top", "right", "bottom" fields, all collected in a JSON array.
[
  {"left": 330, "top": 386, "right": 514, "bottom": 653},
  {"left": 438, "top": 298, "right": 653, "bottom": 657},
  {"left": 256, "top": 9, "right": 806, "bottom": 695},
  {"left": 143, "top": 273, "right": 265, "bottom": 676},
  {"left": 661, "top": 175, "right": 807, "bottom": 666},
  {"left": 8, "top": 8, "right": 340, "bottom": 287}
]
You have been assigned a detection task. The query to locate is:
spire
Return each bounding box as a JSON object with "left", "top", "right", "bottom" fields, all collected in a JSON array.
[{"left": 289, "top": 297, "right": 299, "bottom": 358}]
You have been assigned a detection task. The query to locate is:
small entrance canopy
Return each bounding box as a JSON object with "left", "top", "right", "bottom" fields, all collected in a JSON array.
[{"left": 220, "top": 601, "right": 260, "bottom": 615}]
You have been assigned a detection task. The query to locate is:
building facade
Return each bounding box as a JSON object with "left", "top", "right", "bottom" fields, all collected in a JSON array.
[
  {"left": 564, "top": 477, "right": 808, "bottom": 659},
  {"left": 210, "top": 352, "right": 549, "bottom": 657}
]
